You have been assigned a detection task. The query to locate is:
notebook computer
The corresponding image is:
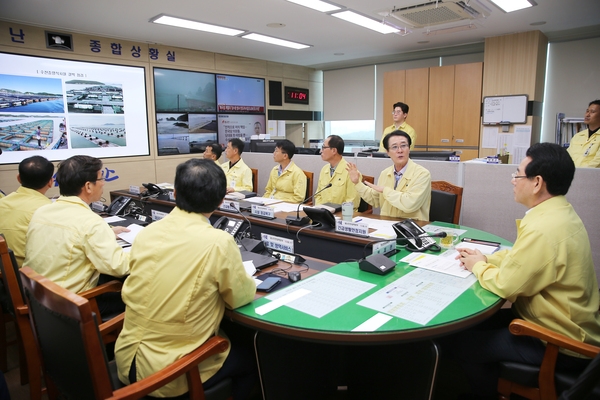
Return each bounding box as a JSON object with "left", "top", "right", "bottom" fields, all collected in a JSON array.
[{"left": 240, "top": 250, "right": 279, "bottom": 270}]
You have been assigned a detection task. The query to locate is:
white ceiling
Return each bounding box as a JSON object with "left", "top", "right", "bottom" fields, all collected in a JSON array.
[{"left": 1, "top": 0, "right": 600, "bottom": 70}]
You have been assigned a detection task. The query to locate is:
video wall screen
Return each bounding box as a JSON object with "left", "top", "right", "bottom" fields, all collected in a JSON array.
[
  {"left": 154, "top": 69, "right": 265, "bottom": 156},
  {"left": 0, "top": 52, "right": 149, "bottom": 165}
]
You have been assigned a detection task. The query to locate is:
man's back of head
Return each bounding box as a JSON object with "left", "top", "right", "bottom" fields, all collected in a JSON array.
[
  {"left": 19, "top": 156, "right": 54, "bottom": 190},
  {"left": 175, "top": 158, "right": 227, "bottom": 214},
  {"left": 56, "top": 155, "right": 102, "bottom": 196}
]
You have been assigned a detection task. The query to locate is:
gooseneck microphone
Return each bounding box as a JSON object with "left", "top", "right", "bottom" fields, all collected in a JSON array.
[
  {"left": 285, "top": 183, "right": 332, "bottom": 226},
  {"left": 229, "top": 202, "right": 265, "bottom": 253}
]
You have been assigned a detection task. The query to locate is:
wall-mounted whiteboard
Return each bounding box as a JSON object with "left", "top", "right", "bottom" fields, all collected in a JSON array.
[{"left": 483, "top": 94, "right": 528, "bottom": 124}]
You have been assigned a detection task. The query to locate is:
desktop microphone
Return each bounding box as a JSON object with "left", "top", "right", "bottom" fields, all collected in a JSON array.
[
  {"left": 286, "top": 183, "right": 332, "bottom": 226},
  {"left": 229, "top": 202, "right": 264, "bottom": 253}
]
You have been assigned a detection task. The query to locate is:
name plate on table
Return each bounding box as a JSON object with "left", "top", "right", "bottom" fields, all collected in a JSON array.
[
  {"left": 151, "top": 209, "right": 168, "bottom": 221},
  {"left": 129, "top": 185, "right": 140, "bottom": 195},
  {"left": 261, "top": 233, "right": 294, "bottom": 254},
  {"left": 449, "top": 155, "right": 461, "bottom": 162},
  {"left": 251, "top": 205, "right": 275, "bottom": 219},
  {"left": 219, "top": 201, "right": 239, "bottom": 212},
  {"left": 372, "top": 240, "right": 396, "bottom": 255},
  {"left": 335, "top": 220, "right": 369, "bottom": 237}
]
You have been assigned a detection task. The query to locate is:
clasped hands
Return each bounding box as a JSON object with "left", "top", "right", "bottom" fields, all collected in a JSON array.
[
  {"left": 347, "top": 162, "right": 384, "bottom": 193},
  {"left": 456, "top": 248, "right": 487, "bottom": 272}
]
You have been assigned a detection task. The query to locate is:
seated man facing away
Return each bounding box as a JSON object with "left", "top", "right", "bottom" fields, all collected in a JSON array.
[
  {"left": 115, "top": 159, "right": 257, "bottom": 399},
  {"left": 24, "top": 155, "right": 129, "bottom": 314},
  {"left": 0, "top": 155, "right": 54, "bottom": 267},
  {"left": 263, "top": 139, "right": 307, "bottom": 203},
  {"left": 203, "top": 143, "right": 223, "bottom": 164},
  {"left": 348, "top": 130, "right": 431, "bottom": 219},
  {"left": 567, "top": 99, "right": 600, "bottom": 168},
  {"left": 315, "top": 135, "right": 359, "bottom": 210},
  {"left": 221, "top": 138, "right": 253, "bottom": 193},
  {"left": 444, "top": 143, "right": 600, "bottom": 399}
]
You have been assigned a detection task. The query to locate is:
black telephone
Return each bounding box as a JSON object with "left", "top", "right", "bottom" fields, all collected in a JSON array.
[
  {"left": 107, "top": 196, "right": 132, "bottom": 216},
  {"left": 142, "top": 183, "right": 163, "bottom": 196},
  {"left": 393, "top": 219, "right": 440, "bottom": 252},
  {"left": 213, "top": 216, "right": 244, "bottom": 237}
]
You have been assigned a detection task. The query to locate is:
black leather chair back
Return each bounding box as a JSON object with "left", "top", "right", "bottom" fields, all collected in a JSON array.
[{"left": 429, "top": 189, "right": 457, "bottom": 224}]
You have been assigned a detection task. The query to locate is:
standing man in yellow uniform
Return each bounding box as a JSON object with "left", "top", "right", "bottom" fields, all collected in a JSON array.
[
  {"left": 0, "top": 156, "right": 54, "bottom": 267},
  {"left": 115, "top": 159, "right": 257, "bottom": 399},
  {"left": 315, "top": 135, "right": 359, "bottom": 209},
  {"left": 349, "top": 130, "right": 431, "bottom": 220},
  {"left": 567, "top": 99, "right": 600, "bottom": 167},
  {"left": 221, "top": 138, "right": 253, "bottom": 192},
  {"left": 379, "top": 101, "right": 416, "bottom": 152},
  {"left": 263, "top": 139, "right": 307, "bottom": 203}
]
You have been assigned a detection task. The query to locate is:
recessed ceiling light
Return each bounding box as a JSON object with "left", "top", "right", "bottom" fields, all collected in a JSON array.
[
  {"left": 241, "top": 33, "right": 311, "bottom": 49},
  {"left": 267, "top": 23, "right": 286, "bottom": 28},
  {"left": 286, "top": 0, "right": 341, "bottom": 13},
  {"left": 150, "top": 15, "right": 245, "bottom": 36},
  {"left": 488, "top": 0, "right": 536, "bottom": 13},
  {"left": 530, "top": 21, "right": 546, "bottom": 26},
  {"left": 331, "top": 10, "right": 399, "bottom": 34}
]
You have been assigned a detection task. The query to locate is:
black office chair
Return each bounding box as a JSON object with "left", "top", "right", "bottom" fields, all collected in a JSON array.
[
  {"left": 430, "top": 181, "right": 463, "bottom": 224},
  {"left": 558, "top": 351, "right": 600, "bottom": 399}
]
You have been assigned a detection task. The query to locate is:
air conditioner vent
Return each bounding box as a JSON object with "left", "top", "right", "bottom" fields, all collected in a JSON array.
[{"left": 390, "top": 1, "right": 478, "bottom": 28}]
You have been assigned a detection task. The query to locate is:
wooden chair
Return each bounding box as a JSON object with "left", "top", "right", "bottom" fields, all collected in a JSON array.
[
  {"left": 0, "top": 237, "right": 124, "bottom": 400},
  {"left": 20, "top": 266, "right": 233, "bottom": 400},
  {"left": 430, "top": 181, "right": 463, "bottom": 224},
  {"left": 250, "top": 167, "right": 258, "bottom": 193},
  {"left": 357, "top": 175, "right": 374, "bottom": 214},
  {"left": 498, "top": 319, "right": 600, "bottom": 400},
  {"left": 303, "top": 170, "right": 314, "bottom": 205}
]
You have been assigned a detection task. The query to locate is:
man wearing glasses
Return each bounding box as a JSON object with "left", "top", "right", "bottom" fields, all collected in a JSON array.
[
  {"left": 379, "top": 101, "right": 416, "bottom": 152},
  {"left": 314, "top": 135, "right": 359, "bottom": 210},
  {"left": 348, "top": 130, "right": 431, "bottom": 219},
  {"left": 446, "top": 143, "right": 600, "bottom": 398},
  {"left": 25, "top": 155, "right": 130, "bottom": 314}
]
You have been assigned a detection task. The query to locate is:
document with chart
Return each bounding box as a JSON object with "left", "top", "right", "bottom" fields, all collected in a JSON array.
[{"left": 357, "top": 269, "right": 477, "bottom": 325}]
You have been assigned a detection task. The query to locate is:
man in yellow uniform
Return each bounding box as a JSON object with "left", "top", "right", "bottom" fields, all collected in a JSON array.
[
  {"left": 115, "top": 159, "right": 257, "bottom": 399},
  {"left": 221, "top": 138, "right": 253, "bottom": 192},
  {"left": 315, "top": 135, "right": 359, "bottom": 210},
  {"left": 379, "top": 101, "right": 416, "bottom": 152},
  {"left": 0, "top": 156, "right": 53, "bottom": 267},
  {"left": 348, "top": 130, "right": 431, "bottom": 219},
  {"left": 263, "top": 139, "right": 307, "bottom": 203},
  {"left": 567, "top": 99, "right": 600, "bottom": 167},
  {"left": 448, "top": 143, "right": 600, "bottom": 398},
  {"left": 203, "top": 143, "right": 222, "bottom": 164},
  {"left": 24, "top": 155, "right": 129, "bottom": 314}
]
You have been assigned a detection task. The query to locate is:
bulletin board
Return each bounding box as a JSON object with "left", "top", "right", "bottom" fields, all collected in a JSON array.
[{"left": 483, "top": 94, "right": 528, "bottom": 124}]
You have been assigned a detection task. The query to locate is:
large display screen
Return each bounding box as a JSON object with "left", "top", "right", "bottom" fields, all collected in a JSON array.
[
  {"left": 0, "top": 52, "right": 149, "bottom": 165},
  {"left": 217, "top": 114, "right": 266, "bottom": 143},
  {"left": 216, "top": 74, "right": 265, "bottom": 114}
]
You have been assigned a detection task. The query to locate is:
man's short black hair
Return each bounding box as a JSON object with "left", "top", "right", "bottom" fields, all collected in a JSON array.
[
  {"left": 525, "top": 142, "right": 575, "bottom": 196},
  {"left": 382, "top": 130, "right": 412, "bottom": 151},
  {"left": 19, "top": 156, "right": 54, "bottom": 190},
  {"left": 174, "top": 158, "right": 226, "bottom": 213},
  {"left": 229, "top": 138, "right": 245, "bottom": 156},
  {"left": 276, "top": 139, "right": 296, "bottom": 159},
  {"left": 393, "top": 102, "right": 409, "bottom": 114},
  {"left": 589, "top": 99, "right": 600, "bottom": 107},
  {"left": 327, "top": 135, "right": 345, "bottom": 155},
  {"left": 206, "top": 143, "right": 222, "bottom": 159},
  {"left": 55, "top": 155, "right": 102, "bottom": 196}
]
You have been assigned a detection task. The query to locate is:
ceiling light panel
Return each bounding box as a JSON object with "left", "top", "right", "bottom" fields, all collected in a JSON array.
[
  {"left": 150, "top": 15, "right": 245, "bottom": 36},
  {"left": 489, "top": 0, "right": 535, "bottom": 13},
  {"left": 331, "top": 10, "right": 399, "bottom": 34},
  {"left": 242, "top": 33, "right": 311, "bottom": 49},
  {"left": 286, "top": 0, "right": 341, "bottom": 12}
]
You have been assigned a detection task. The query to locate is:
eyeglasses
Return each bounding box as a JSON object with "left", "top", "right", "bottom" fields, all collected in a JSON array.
[
  {"left": 392, "top": 110, "right": 404, "bottom": 115},
  {"left": 321, "top": 146, "right": 331, "bottom": 150},
  {"left": 511, "top": 172, "right": 527, "bottom": 180},
  {"left": 389, "top": 144, "right": 409, "bottom": 151}
]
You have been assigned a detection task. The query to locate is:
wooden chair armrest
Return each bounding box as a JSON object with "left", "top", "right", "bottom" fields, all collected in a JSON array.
[
  {"left": 80, "top": 280, "right": 123, "bottom": 299},
  {"left": 108, "top": 336, "right": 230, "bottom": 400},
  {"left": 510, "top": 319, "right": 600, "bottom": 358},
  {"left": 15, "top": 305, "right": 29, "bottom": 316},
  {"left": 99, "top": 312, "right": 124, "bottom": 343}
]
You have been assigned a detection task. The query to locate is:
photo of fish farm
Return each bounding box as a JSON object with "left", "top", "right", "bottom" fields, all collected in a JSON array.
[
  {"left": 0, "top": 116, "right": 66, "bottom": 151},
  {"left": 0, "top": 74, "right": 64, "bottom": 113},
  {"left": 65, "top": 80, "right": 124, "bottom": 114},
  {"left": 69, "top": 115, "right": 126, "bottom": 148}
]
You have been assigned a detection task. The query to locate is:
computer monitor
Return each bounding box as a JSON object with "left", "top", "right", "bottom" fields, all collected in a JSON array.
[
  {"left": 409, "top": 151, "right": 456, "bottom": 161},
  {"left": 296, "top": 147, "right": 320, "bottom": 155}
]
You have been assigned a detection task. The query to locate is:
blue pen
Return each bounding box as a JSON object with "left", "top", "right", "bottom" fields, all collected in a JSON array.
[{"left": 355, "top": 218, "right": 363, "bottom": 222}]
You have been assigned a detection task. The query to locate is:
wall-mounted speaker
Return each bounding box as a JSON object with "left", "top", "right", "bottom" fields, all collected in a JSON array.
[{"left": 269, "top": 80, "right": 283, "bottom": 107}]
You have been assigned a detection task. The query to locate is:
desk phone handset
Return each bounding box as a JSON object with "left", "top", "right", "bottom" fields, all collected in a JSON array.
[
  {"left": 213, "top": 216, "right": 244, "bottom": 237},
  {"left": 393, "top": 219, "right": 439, "bottom": 252},
  {"left": 142, "top": 183, "right": 163, "bottom": 196},
  {"left": 107, "top": 196, "right": 132, "bottom": 216}
]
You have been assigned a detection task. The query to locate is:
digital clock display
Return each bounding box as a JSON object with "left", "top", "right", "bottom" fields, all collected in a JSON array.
[{"left": 284, "top": 86, "right": 309, "bottom": 105}]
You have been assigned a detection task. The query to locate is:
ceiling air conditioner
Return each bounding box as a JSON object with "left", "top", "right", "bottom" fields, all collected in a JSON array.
[{"left": 389, "top": 1, "right": 480, "bottom": 28}]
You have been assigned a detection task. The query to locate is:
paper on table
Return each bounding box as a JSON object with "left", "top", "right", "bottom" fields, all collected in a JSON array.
[
  {"left": 116, "top": 224, "right": 144, "bottom": 244},
  {"left": 270, "top": 202, "right": 301, "bottom": 213},
  {"left": 456, "top": 242, "right": 499, "bottom": 255},
  {"left": 352, "top": 217, "right": 397, "bottom": 239},
  {"left": 401, "top": 251, "right": 472, "bottom": 278},
  {"left": 255, "top": 289, "right": 311, "bottom": 315},
  {"left": 103, "top": 216, "right": 125, "bottom": 223},
  {"left": 245, "top": 197, "right": 281, "bottom": 205},
  {"left": 352, "top": 313, "right": 393, "bottom": 332},
  {"left": 243, "top": 260, "right": 257, "bottom": 277}
]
